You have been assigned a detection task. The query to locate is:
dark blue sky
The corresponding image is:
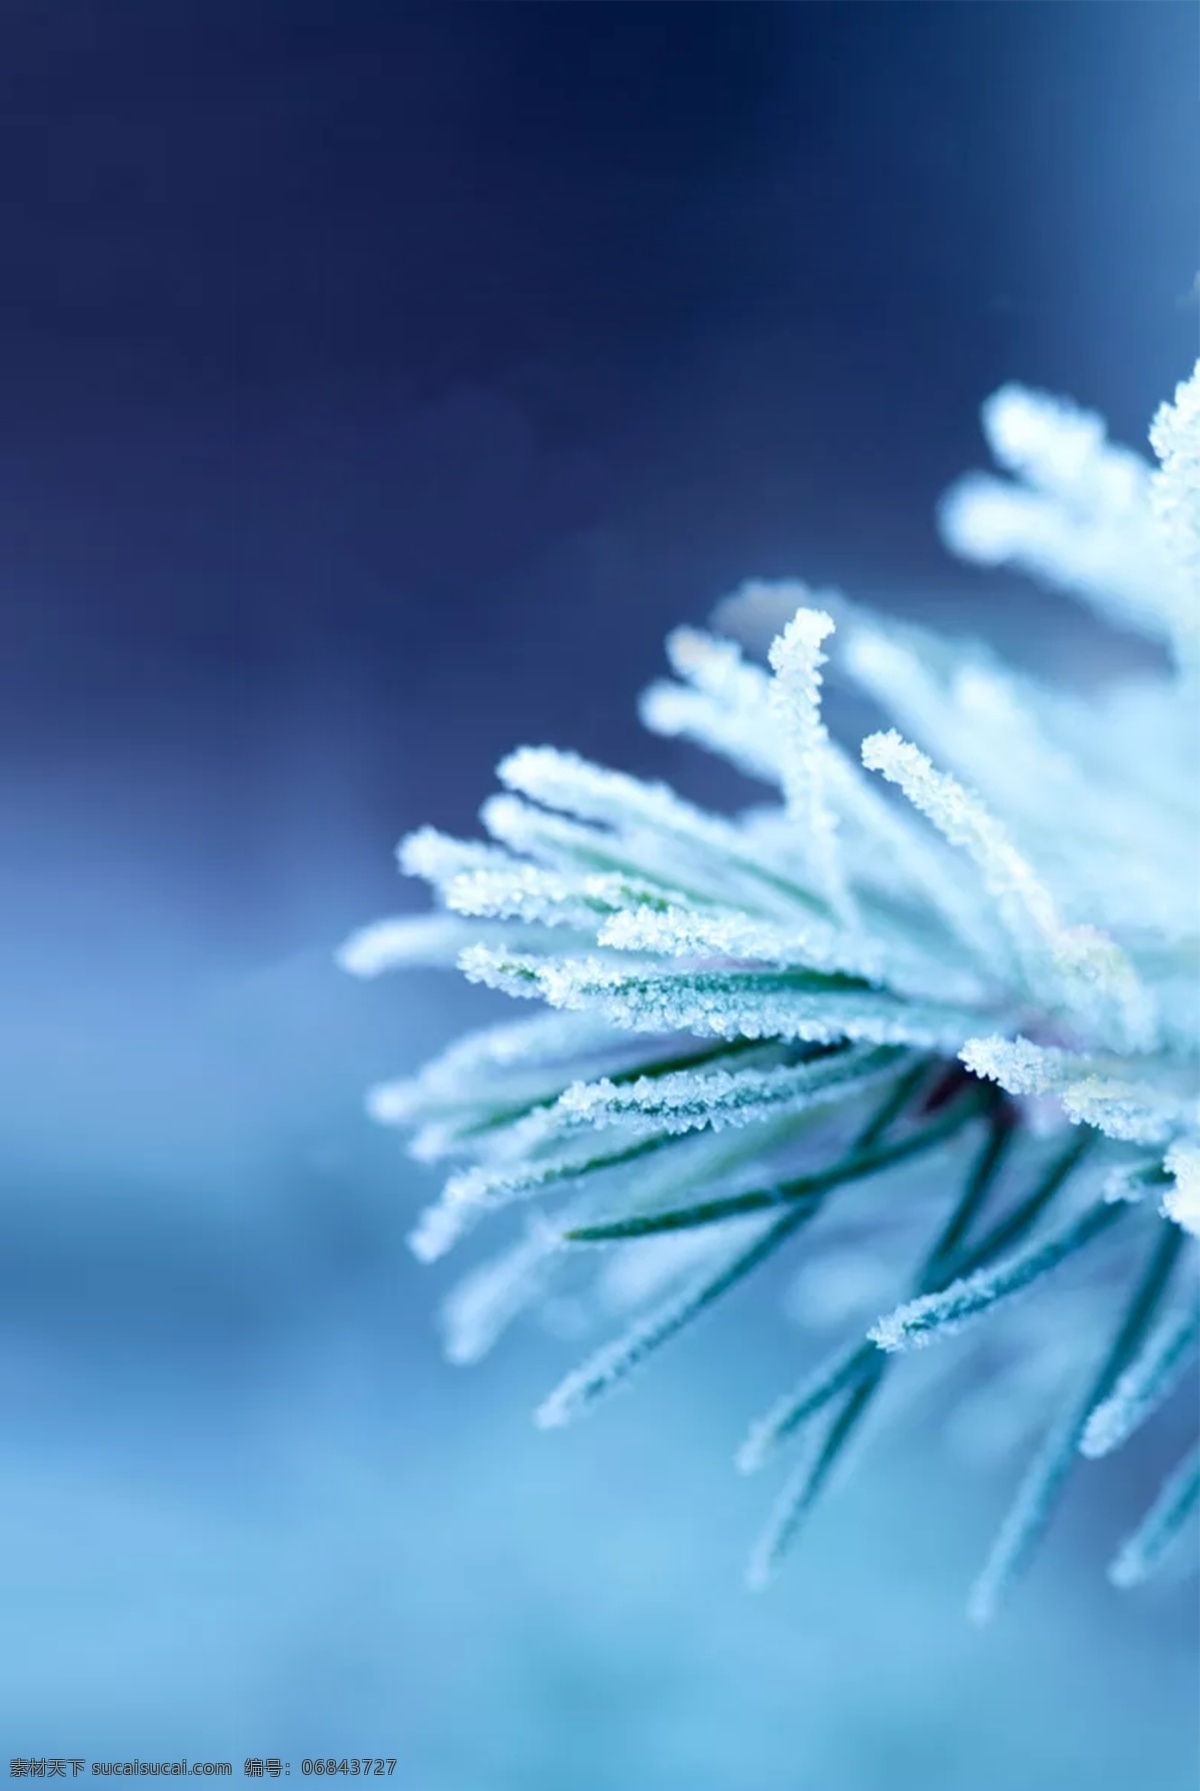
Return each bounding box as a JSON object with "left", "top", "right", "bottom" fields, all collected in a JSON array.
[{"left": 2, "top": 1, "right": 1197, "bottom": 960}]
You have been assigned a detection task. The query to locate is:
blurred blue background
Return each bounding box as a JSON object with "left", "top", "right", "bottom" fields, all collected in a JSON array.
[{"left": 1, "top": 2, "right": 1197, "bottom": 1780}]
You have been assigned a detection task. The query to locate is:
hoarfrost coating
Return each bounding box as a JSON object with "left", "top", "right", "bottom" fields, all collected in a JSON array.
[{"left": 342, "top": 365, "right": 1200, "bottom": 1618}]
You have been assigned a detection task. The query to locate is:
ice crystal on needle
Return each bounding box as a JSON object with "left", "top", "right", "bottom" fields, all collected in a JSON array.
[{"left": 342, "top": 367, "right": 1200, "bottom": 1617}]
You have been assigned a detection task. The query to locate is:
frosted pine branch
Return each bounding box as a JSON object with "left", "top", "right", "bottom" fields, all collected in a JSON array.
[{"left": 345, "top": 363, "right": 1200, "bottom": 1619}]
